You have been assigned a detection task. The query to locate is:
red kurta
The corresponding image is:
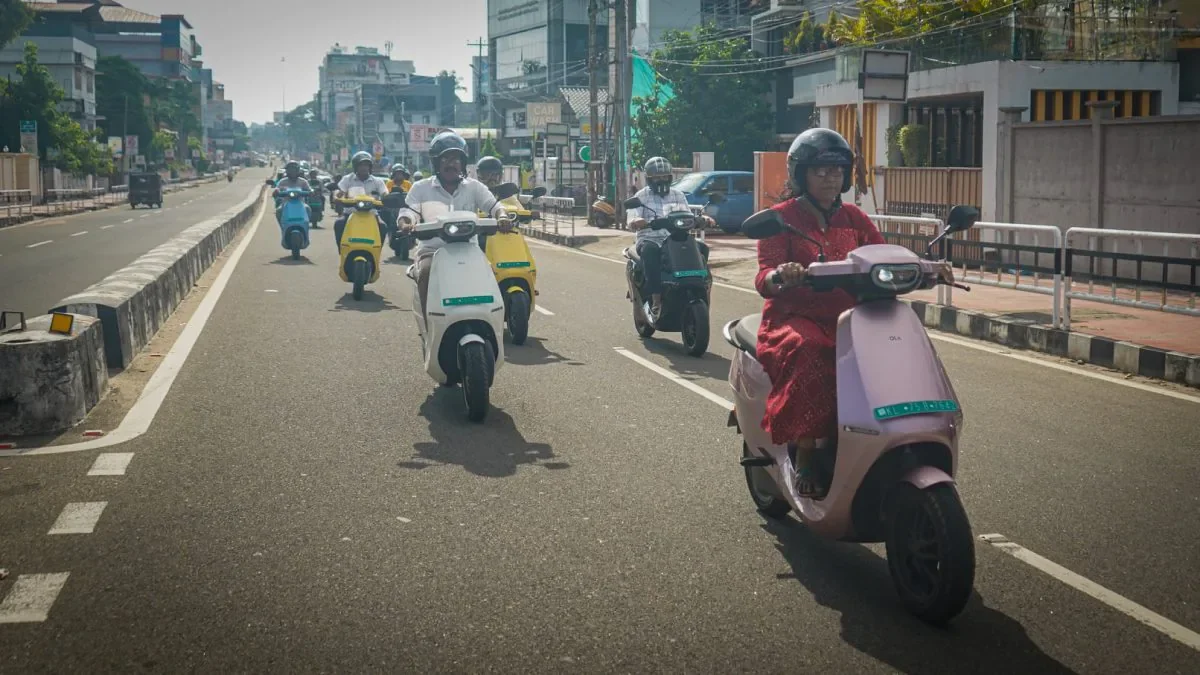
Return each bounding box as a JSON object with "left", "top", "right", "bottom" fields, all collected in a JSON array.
[{"left": 754, "top": 198, "right": 885, "bottom": 445}]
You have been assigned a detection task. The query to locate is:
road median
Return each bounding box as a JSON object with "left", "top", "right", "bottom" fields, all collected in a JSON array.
[{"left": 0, "top": 183, "right": 267, "bottom": 438}]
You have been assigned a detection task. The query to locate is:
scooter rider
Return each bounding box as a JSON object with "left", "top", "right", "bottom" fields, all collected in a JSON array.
[
  {"left": 387, "top": 163, "right": 412, "bottom": 193},
  {"left": 273, "top": 161, "right": 311, "bottom": 221},
  {"left": 333, "top": 151, "right": 389, "bottom": 251},
  {"left": 476, "top": 155, "right": 503, "bottom": 188},
  {"left": 398, "top": 131, "right": 512, "bottom": 315},
  {"left": 626, "top": 156, "right": 713, "bottom": 316}
]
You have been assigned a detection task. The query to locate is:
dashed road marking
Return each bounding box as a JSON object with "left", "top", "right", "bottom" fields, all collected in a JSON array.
[
  {"left": 534, "top": 305, "right": 554, "bottom": 316},
  {"left": 88, "top": 452, "right": 134, "bottom": 476},
  {"left": 47, "top": 502, "right": 108, "bottom": 535},
  {"left": 70, "top": 231, "right": 88, "bottom": 237},
  {"left": 613, "top": 347, "right": 733, "bottom": 410},
  {"left": 0, "top": 573, "right": 70, "bottom": 624},
  {"left": 27, "top": 240, "right": 52, "bottom": 249},
  {"left": 981, "top": 534, "right": 1200, "bottom": 652}
]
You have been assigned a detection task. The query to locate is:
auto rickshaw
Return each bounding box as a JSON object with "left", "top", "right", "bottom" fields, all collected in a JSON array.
[{"left": 128, "top": 172, "right": 163, "bottom": 209}]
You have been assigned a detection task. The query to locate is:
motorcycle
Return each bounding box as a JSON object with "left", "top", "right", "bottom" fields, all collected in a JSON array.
[
  {"left": 267, "top": 180, "right": 312, "bottom": 261},
  {"left": 590, "top": 197, "right": 616, "bottom": 229},
  {"left": 621, "top": 193, "right": 724, "bottom": 357},
  {"left": 405, "top": 191, "right": 511, "bottom": 422},
  {"left": 483, "top": 186, "right": 546, "bottom": 345},
  {"left": 334, "top": 188, "right": 385, "bottom": 300},
  {"left": 723, "top": 205, "right": 981, "bottom": 625},
  {"left": 380, "top": 189, "right": 415, "bottom": 260}
]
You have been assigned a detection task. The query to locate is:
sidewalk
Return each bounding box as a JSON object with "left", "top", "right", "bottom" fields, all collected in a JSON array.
[{"left": 520, "top": 216, "right": 1200, "bottom": 387}]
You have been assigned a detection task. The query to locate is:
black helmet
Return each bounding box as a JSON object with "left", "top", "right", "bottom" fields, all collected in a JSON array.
[
  {"left": 351, "top": 151, "right": 372, "bottom": 168},
  {"left": 643, "top": 156, "right": 673, "bottom": 195},
  {"left": 389, "top": 162, "right": 409, "bottom": 177},
  {"left": 787, "top": 128, "right": 854, "bottom": 194},
  {"left": 429, "top": 131, "right": 469, "bottom": 162},
  {"left": 476, "top": 156, "right": 502, "bottom": 175}
]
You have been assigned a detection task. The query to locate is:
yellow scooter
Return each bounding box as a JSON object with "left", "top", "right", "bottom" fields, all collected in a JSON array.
[
  {"left": 335, "top": 190, "right": 385, "bottom": 300},
  {"left": 482, "top": 186, "right": 546, "bottom": 345}
]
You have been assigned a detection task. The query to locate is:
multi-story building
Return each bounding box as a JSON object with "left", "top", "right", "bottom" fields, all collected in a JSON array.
[
  {"left": 632, "top": 0, "right": 761, "bottom": 54},
  {"left": 0, "top": 22, "right": 99, "bottom": 131}
]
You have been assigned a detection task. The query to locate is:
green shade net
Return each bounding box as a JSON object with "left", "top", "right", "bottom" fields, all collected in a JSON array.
[{"left": 610, "top": 52, "right": 675, "bottom": 195}]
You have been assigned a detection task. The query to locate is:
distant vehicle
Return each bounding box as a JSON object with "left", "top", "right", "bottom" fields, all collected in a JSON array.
[{"left": 672, "top": 171, "right": 755, "bottom": 234}]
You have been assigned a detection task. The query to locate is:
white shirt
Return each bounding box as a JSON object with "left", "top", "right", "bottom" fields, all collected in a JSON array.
[
  {"left": 626, "top": 186, "right": 692, "bottom": 246},
  {"left": 400, "top": 176, "right": 507, "bottom": 256},
  {"left": 337, "top": 174, "right": 389, "bottom": 202}
]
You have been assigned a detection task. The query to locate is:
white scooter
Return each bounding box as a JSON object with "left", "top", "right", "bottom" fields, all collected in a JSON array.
[{"left": 405, "top": 184, "right": 518, "bottom": 422}]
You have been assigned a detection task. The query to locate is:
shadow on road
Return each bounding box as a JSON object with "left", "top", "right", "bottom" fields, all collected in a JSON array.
[
  {"left": 383, "top": 255, "right": 415, "bottom": 266},
  {"left": 640, "top": 338, "right": 733, "bottom": 382},
  {"left": 505, "top": 336, "right": 584, "bottom": 367},
  {"left": 267, "top": 256, "right": 316, "bottom": 266},
  {"left": 398, "top": 388, "right": 570, "bottom": 477},
  {"left": 763, "top": 519, "right": 1077, "bottom": 675},
  {"left": 329, "top": 291, "right": 405, "bottom": 313}
]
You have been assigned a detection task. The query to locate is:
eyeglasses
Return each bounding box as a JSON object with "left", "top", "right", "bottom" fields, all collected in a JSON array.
[{"left": 810, "top": 166, "right": 846, "bottom": 178}]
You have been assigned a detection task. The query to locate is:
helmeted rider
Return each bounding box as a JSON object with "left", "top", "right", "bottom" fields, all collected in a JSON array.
[
  {"left": 333, "top": 151, "right": 389, "bottom": 251},
  {"left": 475, "top": 156, "right": 504, "bottom": 189},
  {"left": 273, "top": 160, "right": 311, "bottom": 221},
  {"left": 625, "top": 156, "right": 713, "bottom": 316},
  {"left": 411, "top": 171, "right": 424, "bottom": 182},
  {"left": 386, "top": 163, "right": 412, "bottom": 193},
  {"left": 398, "top": 131, "right": 512, "bottom": 315}
]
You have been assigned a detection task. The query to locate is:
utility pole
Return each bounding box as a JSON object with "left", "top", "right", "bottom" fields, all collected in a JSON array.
[
  {"left": 587, "top": 0, "right": 599, "bottom": 210},
  {"left": 612, "top": 0, "right": 630, "bottom": 228},
  {"left": 468, "top": 38, "right": 487, "bottom": 159}
]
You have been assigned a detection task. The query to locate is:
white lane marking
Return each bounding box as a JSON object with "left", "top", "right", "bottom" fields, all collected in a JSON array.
[
  {"left": 0, "top": 573, "right": 71, "bottom": 624},
  {"left": 47, "top": 502, "right": 108, "bottom": 535},
  {"left": 121, "top": 219, "right": 133, "bottom": 224},
  {"left": 0, "top": 198, "right": 268, "bottom": 457},
  {"left": 614, "top": 347, "right": 733, "bottom": 410},
  {"left": 70, "top": 231, "right": 88, "bottom": 237},
  {"left": 27, "top": 240, "right": 52, "bottom": 249},
  {"left": 928, "top": 333, "right": 1200, "bottom": 405},
  {"left": 534, "top": 304, "right": 555, "bottom": 316},
  {"left": 88, "top": 452, "right": 134, "bottom": 476},
  {"left": 139, "top": 214, "right": 150, "bottom": 219},
  {"left": 981, "top": 534, "right": 1200, "bottom": 652},
  {"left": 528, "top": 240, "right": 1198, "bottom": 402}
]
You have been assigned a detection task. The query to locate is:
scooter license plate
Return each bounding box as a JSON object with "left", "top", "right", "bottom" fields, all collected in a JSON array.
[{"left": 873, "top": 400, "right": 959, "bottom": 421}]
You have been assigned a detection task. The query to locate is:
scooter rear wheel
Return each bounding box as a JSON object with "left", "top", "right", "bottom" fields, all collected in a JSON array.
[
  {"left": 632, "top": 299, "right": 655, "bottom": 338},
  {"left": 507, "top": 291, "right": 530, "bottom": 345},
  {"left": 742, "top": 443, "right": 790, "bottom": 518},
  {"left": 885, "top": 483, "right": 976, "bottom": 625},
  {"left": 460, "top": 342, "right": 492, "bottom": 423}
]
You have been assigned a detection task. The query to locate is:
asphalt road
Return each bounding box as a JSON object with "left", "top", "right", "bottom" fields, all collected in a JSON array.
[
  {"left": 0, "top": 169, "right": 272, "bottom": 320},
  {"left": 1, "top": 199, "right": 1197, "bottom": 673}
]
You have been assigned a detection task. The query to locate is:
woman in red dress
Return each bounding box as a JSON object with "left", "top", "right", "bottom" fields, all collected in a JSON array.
[{"left": 754, "top": 128, "right": 885, "bottom": 498}]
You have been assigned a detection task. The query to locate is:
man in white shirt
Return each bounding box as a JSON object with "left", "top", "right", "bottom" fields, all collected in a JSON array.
[
  {"left": 626, "top": 156, "right": 712, "bottom": 315},
  {"left": 333, "top": 152, "right": 389, "bottom": 251},
  {"left": 397, "top": 131, "right": 511, "bottom": 314}
]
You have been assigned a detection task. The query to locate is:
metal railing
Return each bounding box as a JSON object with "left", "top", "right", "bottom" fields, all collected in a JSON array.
[
  {"left": 1063, "top": 228, "right": 1200, "bottom": 331},
  {"left": 0, "top": 190, "right": 33, "bottom": 221},
  {"left": 536, "top": 196, "right": 576, "bottom": 239},
  {"left": 948, "top": 222, "right": 1063, "bottom": 328}
]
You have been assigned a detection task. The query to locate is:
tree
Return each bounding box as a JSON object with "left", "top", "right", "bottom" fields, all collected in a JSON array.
[
  {"left": 0, "top": 0, "right": 33, "bottom": 50},
  {"left": 437, "top": 70, "right": 467, "bottom": 94},
  {"left": 0, "top": 43, "right": 111, "bottom": 174},
  {"left": 632, "top": 25, "right": 774, "bottom": 171},
  {"left": 783, "top": 11, "right": 839, "bottom": 55},
  {"left": 479, "top": 135, "right": 501, "bottom": 161},
  {"left": 831, "top": 0, "right": 1034, "bottom": 45},
  {"left": 95, "top": 55, "right": 155, "bottom": 155}
]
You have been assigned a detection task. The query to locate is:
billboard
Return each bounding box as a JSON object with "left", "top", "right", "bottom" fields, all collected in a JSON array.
[
  {"left": 526, "top": 101, "right": 561, "bottom": 132},
  {"left": 488, "top": 0, "right": 548, "bottom": 36}
]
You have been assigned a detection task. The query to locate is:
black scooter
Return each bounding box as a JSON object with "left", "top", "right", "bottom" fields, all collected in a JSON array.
[
  {"left": 621, "top": 193, "right": 724, "bottom": 357},
  {"left": 380, "top": 189, "right": 415, "bottom": 259}
]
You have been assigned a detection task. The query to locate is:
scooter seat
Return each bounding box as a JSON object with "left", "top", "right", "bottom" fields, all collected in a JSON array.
[{"left": 731, "top": 313, "right": 762, "bottom": 358}]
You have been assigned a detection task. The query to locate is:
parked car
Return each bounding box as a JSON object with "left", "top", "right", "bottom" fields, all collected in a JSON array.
[{"left": 672, "top": 171, "right": 755, "bottom": 234}]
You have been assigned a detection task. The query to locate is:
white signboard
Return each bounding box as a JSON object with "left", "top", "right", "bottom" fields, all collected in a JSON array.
[
  {"left": 526, "top": 102, "right": 561, "bottom": 132},
  {"left": 859, "top": 49, "right": 910, "bottom": 102}
]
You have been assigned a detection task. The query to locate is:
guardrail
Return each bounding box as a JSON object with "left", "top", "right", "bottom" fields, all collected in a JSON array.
[
  {"left": 948, "top": 222, "right": 1063, "bottom": 328},
  {"left": 1063, "top": 228, "right": 1200, "bottom": 330},
  {"left": 536, "top": 196, "right": 576, "bottom": 239}
]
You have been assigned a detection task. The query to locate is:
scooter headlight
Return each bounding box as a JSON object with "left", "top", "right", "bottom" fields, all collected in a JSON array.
[
  {"left": 443, "top": 220, "right": 476, "bottom": 238},
  {"left": 871, "top": 264, "right": 922, "bottom": 292}
]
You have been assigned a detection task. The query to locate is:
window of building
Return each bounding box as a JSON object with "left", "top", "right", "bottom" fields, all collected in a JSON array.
[
  {"left": 75, "top": 68, "right": 83, "bottom": 92},
  {"left": 494, "top": 27, "right": 548, "bottom": 81},
  {"left": 86, "top": 71, "right": 94, "bottom": 94},
  {"left": 565, "top": 23, "right": 607, "bottom": 70}
]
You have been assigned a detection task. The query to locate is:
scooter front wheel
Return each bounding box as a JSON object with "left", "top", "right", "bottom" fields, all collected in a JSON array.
[
  {"left": 682, "top": 302, "right": 710, "bottom": 357},
  {"left": 743, "top": 443, "right": 790, "bottom": 518},
  {"left": 351, "top": 258, "right": 369, "bottom": 300},
  {"left": 885, "top": 483, "right": 976, "bottom": 625},
  {"left": 460, "top": 341, "right": 493, "bottom": 423},
  {"left": 507, "top": 291, "right": 530, "bottom": 345}
]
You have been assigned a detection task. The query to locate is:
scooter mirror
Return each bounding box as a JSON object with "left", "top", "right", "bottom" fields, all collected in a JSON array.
[
  {"left": 493, "top": 182, "right": 520, "bottom": 200},
  {"left": 707, "top": 192, "right": 726, "bottom": 205},
  {"left": 946, "top": 204, "right": 980, "bottom": 233},
  {"left": 623, "top": 197, "right": 643, "bottom": 210},
  {"left": 741, "top": 209, "right": 785, "bottom": 239},
  {"left": 530, "top": 187, "right": 548, "bottom": 199}
]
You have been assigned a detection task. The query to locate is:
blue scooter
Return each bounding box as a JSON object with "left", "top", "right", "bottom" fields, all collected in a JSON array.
[{"left": 273, "top": 184, "right": 312, "bottom": 260}]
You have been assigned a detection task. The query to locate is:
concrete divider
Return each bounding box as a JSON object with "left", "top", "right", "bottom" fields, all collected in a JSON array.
[
  {"left": 51, "top": 184, "right": 266, "bottom": 369},
  {"left": 0, "top": 314, "right": 108, "bottom": 436}
]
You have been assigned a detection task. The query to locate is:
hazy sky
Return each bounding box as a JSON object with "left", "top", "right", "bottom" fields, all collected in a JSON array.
[{"left": 132, "top": 0, "right": 488, "bottom": 123}]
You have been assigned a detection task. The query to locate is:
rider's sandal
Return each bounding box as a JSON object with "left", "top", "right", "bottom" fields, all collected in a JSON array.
[{"left": 795, "top": 467, "right": 829, "bottom": 499}]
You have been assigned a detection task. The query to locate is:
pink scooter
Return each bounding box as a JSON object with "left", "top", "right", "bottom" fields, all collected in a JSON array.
[{"left": 723, "top": 205, "right": 979, "bottom": 625}]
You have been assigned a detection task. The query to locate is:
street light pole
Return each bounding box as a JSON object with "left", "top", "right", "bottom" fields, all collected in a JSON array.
[{"left": 468, "top": 38, "right": 487, "bottom": 159}]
